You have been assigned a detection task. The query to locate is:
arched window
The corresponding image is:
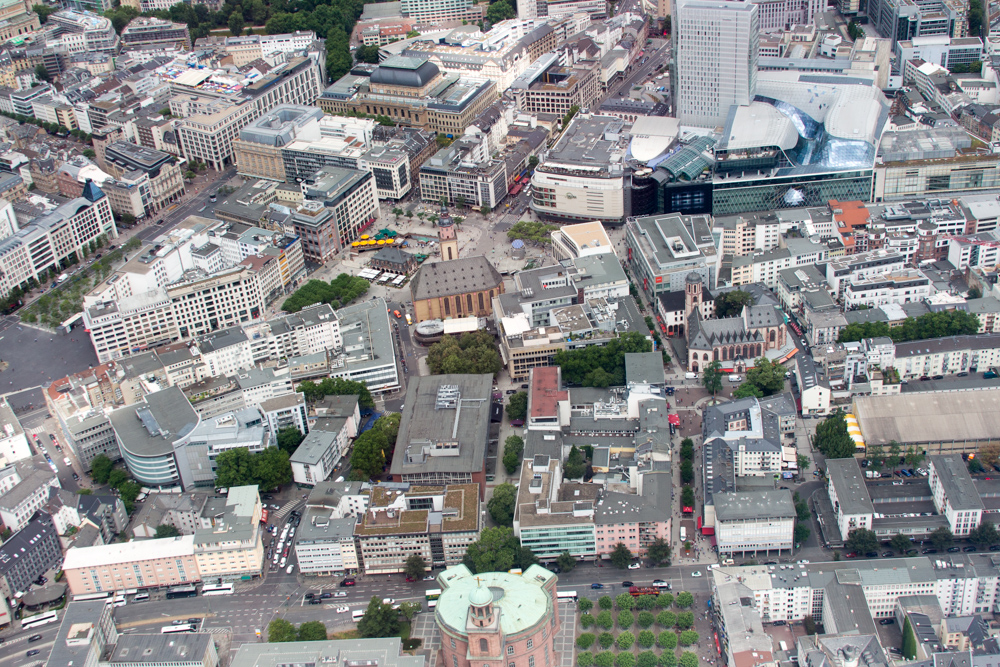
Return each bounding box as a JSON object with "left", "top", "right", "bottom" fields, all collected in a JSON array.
[
  {"left": 703, "top": 353, "right": 709, "bottom": 362},
  {"left": 769, "top": 330, "right": 776, "bottom": 343},
  {"left": 713, "top": 349, "right": 719, "bottom": 361},
  {"left": 481, "top": 639, "right": 489, "bottom": 653},
  {"left": 478, "top": 293, "right": 485, "bottom": 311},
  {"left": 467, "top": 294, "right": 474, "bottom": 312},
  {"left": 444, "top": 298, "right": 450, "bottom": 316}
]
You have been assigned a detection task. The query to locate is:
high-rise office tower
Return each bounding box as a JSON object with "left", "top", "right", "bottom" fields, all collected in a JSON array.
[{"left": 673, "top": 0, "right": 759, "bottom": 128}]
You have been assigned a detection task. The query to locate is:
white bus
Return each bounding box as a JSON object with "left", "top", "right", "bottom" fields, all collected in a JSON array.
[
  {"left": 133, "top": 593, "right": 150, "bottom": 602},
  {"left": 202, "top": 583, "right": 234, "bottom": 596},
  {"left": 112, "top": 594, "right": 126, "bottom": 607},
  {"left": 72, "top": 592, "right": 110, "bottom": 602},
  {"left": 22, "top": 611, "right": 59, "bottom": 629},
  {"left": 352, "top": 609, "right": 366, "bottom": 622},
  {"left": 161, "top": 624, "right": 197, "bottom": 634},
  {"left": 556, "top": 591, "right": 578, "bottom": 602},
  {"left": 427, "top": 600, "right": 437, "bottom": 609},
  {"left": 680, "top": 526, "right": 687, "bottom": 541}
]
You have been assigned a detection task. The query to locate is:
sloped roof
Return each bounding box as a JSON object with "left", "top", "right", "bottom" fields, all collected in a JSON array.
[{"left": 409, "top": 257, "right": 502, "bottom": 301}]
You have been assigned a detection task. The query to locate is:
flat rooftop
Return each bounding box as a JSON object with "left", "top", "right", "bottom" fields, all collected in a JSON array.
[{"left": 853, "top": 389, "right": 1000, "bottom": 445}]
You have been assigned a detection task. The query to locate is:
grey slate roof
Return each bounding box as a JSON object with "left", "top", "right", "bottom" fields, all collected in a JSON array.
[{"left": 409, "top": 256, "right": 503, "bottom": 301}]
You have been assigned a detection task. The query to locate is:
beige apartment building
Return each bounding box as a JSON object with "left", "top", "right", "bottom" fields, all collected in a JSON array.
[
  {"left": 62, "top": 536, "right": 199, "bottom": 594},
  {"left": 193, "top": 486, "right": 265, "bottom": 580}
]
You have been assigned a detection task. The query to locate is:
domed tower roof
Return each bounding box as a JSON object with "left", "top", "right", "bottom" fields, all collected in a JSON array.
[
  {"left": 686, "top": 271, "right": 703, "bottom": 285},
  {"left": 469, "top": 585, "right": 493, "bottom": 607},
  {"left": 370, "top": 56, "right": 440, "bottom": 88}
]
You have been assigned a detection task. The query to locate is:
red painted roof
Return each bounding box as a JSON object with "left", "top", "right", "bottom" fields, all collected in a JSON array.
[{"left": 529, "top": 367, "right": 567, "bottom": 419}]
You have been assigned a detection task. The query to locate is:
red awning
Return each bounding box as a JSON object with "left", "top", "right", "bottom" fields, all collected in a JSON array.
[{"left": 668, "top": 414, "right": 680, "bottom": 425}]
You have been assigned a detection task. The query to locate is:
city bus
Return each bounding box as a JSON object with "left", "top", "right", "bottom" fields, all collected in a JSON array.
[
  {"left": 202, "top": 583, "right": 234, "bottom": 596},
  {"left": 165, "top": 585, "right": 198, "bottom": 599},
  {"left": 72, "top": 592, "right": 111, "bottom": 602},
  {"left": 425, "top": 589, "right": 442, "bottom": 601},
  {"left": 352, "top": 609, "right": 366, "bottom": 622},
  {"left": 556, "top": 591, "right": 578, "bottom": 602},
  {"left": 22, "top": 611, "right": 59, "bottom": 630},
  {"left": 161, "top": 624, "right": 198, "bottom": 634}
]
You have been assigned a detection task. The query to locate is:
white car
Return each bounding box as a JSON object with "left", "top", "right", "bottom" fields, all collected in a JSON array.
[
  {"left": 627, "top": 562, "right": 641, "bottom": 570},
  {"left": 423, "top": 576, "right": 436, "bottom": 581},
  {"left": 335, "top": 592, "right": 347, "bottom": 597},
  {"left": 382, "top": 598, "right": 395, "bottom": 605},
  {"left": 336, "top": 606, "right": 350, "bottom": 614},
  {"left": 691, "top": 571, "right": 703, "bottom": 577}
]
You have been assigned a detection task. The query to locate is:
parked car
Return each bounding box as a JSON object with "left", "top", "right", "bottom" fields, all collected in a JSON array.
[
  {"left": 341, "top": 578, "right": 356, "bottom": 587},
  {"left": 591, "top": 583, "right": 604, "bottom": 589},
  {"left": 879, "top": 618, "right": 895, "bottom": 625},
  {"left": 335, "top": 592, "right": 347, "bottom": 597},
  {"left": 922, "top": 548, "right": 938, "bottom": 554},
  {"left": 309, "top": 598, "right": 322, "bottom": 604},
  {"left": 881, "top": 551, "right": 894, "bottom": 558},
  {"left": 947, "top": 546, "right": 961, "bottom": 553},
  {"left": 627, "top": 562, "right": 641, "bottom": 570},
  {"left": 963, "top": 546, "right": 977, "bottom": 552},
  {"left": 691, "top": 571, "right": 703, "bottom": 577}
]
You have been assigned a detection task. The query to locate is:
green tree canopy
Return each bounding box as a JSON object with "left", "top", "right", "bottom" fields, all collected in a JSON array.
[
  {"left": 676, "top": 592, "right": 694, "bottom": 608},
  {"left": 91, "top": 454, "right": 114, "bottom": 484},
  {"left": 970, "top": 522, "right": 1000, "bottom": 547},
  {"left": 507, "top": 220, "right": 559, "bottom": 244},
  {"left": 616, "top": 592, "right": 634, "bottom": 610},
  {"left": 715, "top": 290, "right": 754, "bottom": 317},
  {"left": 745, "top": 357, "right": 786, "bottom": 395},
  {"left": 647, "top": 537, "right": 671, "bottom": 566},
  {"left": 268, "top": 618, "right": 297, "bottom": 642},
  {"left": 680, "top": 653, "right": 699, "bottom": 667},
  {"left": 846, "top": 528, "right": 879, "bottom": 555},
  {"left": 702, "top": 361, "right": 723, "bottom": 397},
  {"left": 32, "top": 4, "right": 56, "bottom": 22},
  {"left": 506, "top": 391, "right": 528, "bottom": 421},
  {"left": 463, "top": 526, "right": 536, "bottom": 573},
  {"left": 355, "top": 44, "right": 381, "bottom": 63},
  {"left": 276, "top": 427, "right": 305, "bottom": 456},
  {"left": 297, "top": 621, "right": 328, "bottom": 641},
  {"left": 488, "top": 483, "right": 517, "bottom": 526},
  {"left": 296, "top": 376, "right": 374, "bottom": 408},
  {"left": 281, "top": 274, "right": 370, "bottom": 313},
  {"left": 427, "top": 331, "right": 502, "bottom": 375},
  {"left": 814, "top": 412, "right": 856, "bottom": 459},
  {"left": 557, "top": 551, "right": 576, "bottom": 573},
  {"left": 214, "top": 447, "right": 291, "bottom": 490},
  {"left": 610, "top": 542, "right": 633, "bottom": 569},
  {"left": 565, "top": 446, "right": 587, "bottom": 479},
  {"left": 733, "top": 383, "right": 764, "bottom": 399},
  {"left": 502, "top": 435, "right": 524, "bottom": 475},
  {"left": 358, "top": 596, "right": 399, "bottom": 637},
  {"left": 891, "top": 533, "right": 913, "bottom": 553},
  {"left": 228, "top": 10, "right": 245, "bottom": 36},
  {"left": 351, "top": 429, "right": 388, "bottom": 480},
  {"left": 155, "top": 524, "right": 181, "bottom": 538},
  {"left": 838, "top": 309, "right": 979, "bottom": 344},
  {"left": 554, "top": 332, "right": 652, "bottom": 386},
  {"left": 930, "top": 526, "right": 954, "bottom": 551},
  {"left": 404, "top": 554, "right": 427, "bottom": 580}
]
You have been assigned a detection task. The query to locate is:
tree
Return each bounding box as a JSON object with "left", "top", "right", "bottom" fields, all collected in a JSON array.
[
  {"left": 507, "top": 392, "right": 528, "bottom": 421},
  {"left": 638, "top": 611, "right": 655, "bottom": 628},
  {"left": 890, "top": 533, "right": 912, "bottom": 553},
  {"left": 702, "top": 361, "right": 723, "bottom": 398},
  {"left": 656, "top": 596, "right": 674, "bottom": 612},
  {"left": 715, "top": 290, "right": 754, "bottom": 318},
  {"left": 745, "top": 357, "right": 786, "bottom": 396},
  {"left": 32, "top": 4, "right": 56, "bottom": 22},
  {"left": 507, "top": 220, "right": 559, "bottom": 244},
  {"left": 455, "top": 195, "right": 466, "bottom": 210},
  {"left": 616, "top": 631, "right": 635, "bottom": 650},
  {"left": 91, "top": 454, "right": 113, "bottom": 484},
  {"left": 155, "top": 524, "right": 181, "bottom": 538},
  {"left": 617, "top": 654, "right": 635, "bottom": 667},
  {"left": 553, "top": 332, "right": 652, "bottom": 387},
  {"left": 268, "top": 618, "right": 297, "bottom": 642},
  {"left": 404, "top": 554, "right": 426, "bottom": 580},
  {"left": 733, "top": 383, "right": 764, "bottom": 399},
  {"left": 276, "top": 427, "right": 304, "bottom": 456},
  {"left": 283, "top": 274, "right": 370, "bottom": 313},
  {"left": 529, "top": 155, "right": 540, "bottom": 169},
  {"left": 616, "top": 593, "right": 634, "bottom": 610},
  {"left": 981, "top": 441, "right": 1000, "bottom": 468},
  {"left": 803, "top": 616, "right": 816, "bottom": 635},
  {"left": 847, "top": 20, "right": 863, "bottom": 40},
  {"left": 557, "top": 551, "right": 577, "bottom": 573},
  {"left": 598, "top": 631, "right": 615, "bottom": 647},
  {"left": 488, "top": 483, "right": 517, "bottom": 526},
  {"left": 562, "top": 104, "right": 580, "bottom": 127},
  {"left": 635, "top": 595, "right": 656, "bottom": 611},
  {"left": 398, "top": 601, "right": 422, "bottom": 622},
  {"left": 599, "top": 596, "right": 613, "bottom": 610},
  {"left": 889, "top": 441, "right": 902, "bottom": 466},
  {"left": 794, "top": 523, "right": 811, "bottom": 544},
  {"left": 578, "top": 634, "right": 596, "bottom": 650},
  {"left": 464, "top": 526, "right": 521, "bottom": 573},
  {"left": 426, "top": 331, "right": 502, "bottom": 376},
  {"left": 969, "top": 286, "right": 983, "bottom": 299},
  {"left": 902, "top": 616, "right": 917, "bottom": 660},
  {"left": 930, "top": 526, "right": 954, "bottom": 551},
  {"left": 838, "top": 309, "right": 979, "bottom": 344},
  {"left": 814, "top": 412, "right": 856, "bottom": 459},
  {"left": 480, "top": 206, "right": 491, "bottom": 216},
  {"left": 228, "top": 11, "right": 245, "bottom": 36},
  {"left": 355, "top": 44, "right": 381, "bottom": 63},
  {"left": 610, "top": 542, "right": 633, "bottom": 569},
  {"left": 252, "top": 447, "right": 292, "bottom": 491},
  {"left": 357, "top": 596, "right": 399, "bottom": 637},
  {"left": 618, "top": 611, "right": 634, "bottom": 628},
  {"left": 351, "top": 430, "right": 387, "bottom": 480},
  {"left": 867, "top": 442, "right": 885, "bottom": 470},
  {"left": 658, "top": 631, "right": 677, "bottom": 649},
  {"left": 680, "top": 460, "right": 693, "bottom": 484},
  {"left": 970, "top": 521, "right": 1000, "bottom": 547},
  {"left": 503, "top": 436, "right": 524, "bottom": 475},
  {"left": 905, "top": 445, "right": 925, "bottom": 468},
  {"left": 675, "top": 592, "right": 694, "bottom": 608},
  {"left": 579, "top": 653, "right": 595, "bottom": 667},
  {"left": 679, "top": 653, "right": 699, "bottom": 667},
  {"left": 679, "top": 630, "right": 699, "bottom": 646},
  {"left": 565, "top": 446, "right": 587, "bottom": 479},
  {"left": 297, "top": 621, "right": 328, "bottom": 641},
  {"left": 580, "top": 598, "right": 594, "bottom": 613},
  {"left": 660, "top": 652, "right": 677, "bottom": 667},
  {"left": 638, "top": 652, "right": 658, "bottom": 667},
  {"left": 34, "top": 64, "right": 49, "bottom": 83},
  {"left": 107, "top": 469, "right": 128, "bottom": 489},
  {"left": 846, "top": 528, "right": 878, "bottom": 555},
  {"left": 596, "top": 611, "right": 614, "bottom": 630},
  {"left": 596, "top": 652, "right": 615, "bottom": 667}
]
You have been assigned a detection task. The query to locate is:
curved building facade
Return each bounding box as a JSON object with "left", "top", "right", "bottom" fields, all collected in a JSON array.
[
  {"left": 109, "top": 386, "right": 200, "bottom": 488},
  {"left": 436, "top": 564, "right": 560, "bottom": 667}
]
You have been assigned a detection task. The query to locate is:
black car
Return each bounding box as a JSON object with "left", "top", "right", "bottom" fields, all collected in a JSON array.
[
  {"left": 262, "top": 494, "right": 273, "bottom": 500},
  {"left": 27, "top": 650, "right": 40, "bottom": 657},
  {"left": 947, "top": 546, "right": 961, "bottom": 553},
  {"left": 964, "top": 546, "right": 978, "bottom": 552},
  {"left": 71, "top": 472, "right": 79, "bottom": 480},
  {"left": 991, "top": 545, "right": 1000, "bottom": 551},
  {"left": 865, "top": 552, "right": 879, "bottom": 558},
  {"left": 879, "top": 618, "right": 896, "bottom": 625},
  {"left": 932, "top": 375, "right": 944, "bottom": 380},
  {"left": 321, "top": 592, "right": 332, "bottom": 599},
  {"left": 621, "top": 581, "right": 634, "bottom": 588},
  {"left": 305, "top": 593, "right": 315, "bottom": 599},
  {"left": 505, "top": 389, "right": 516, "bottom": 395},
  {"left": 309, "top": 598, "right": 322, "bottom": 604},
  {"left": 290, "top": 510, "right": 302, "bottom": 517},
  {"left": 28, "top": 635, "right": 42, "bottom": 642},
  {"left": 772, "top": 620, "right": 786, "bottom": 626},
  {"left": 882, "top": 551, "right": 894, "bottom": 557},
  {"left": 922, "top": 548, "right": 938, "bottom": 554}
]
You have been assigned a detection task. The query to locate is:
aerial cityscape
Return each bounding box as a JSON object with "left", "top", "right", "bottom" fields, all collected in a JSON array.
[{"left": 0, "top": 0, "right": 996, "bottom": 665}]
